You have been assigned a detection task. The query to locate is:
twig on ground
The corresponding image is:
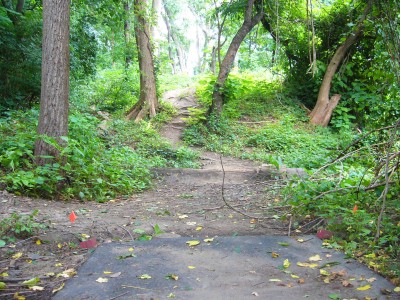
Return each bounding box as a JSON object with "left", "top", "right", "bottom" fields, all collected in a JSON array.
[
  {"left": 288, "top": 214, "right": 292, "bottom": 236},
  {"left": 116, "top": 225, "right": 135, "bottom": 242},
  {"left": 107, "top": 291, "right": 130, "bottom": 300}
]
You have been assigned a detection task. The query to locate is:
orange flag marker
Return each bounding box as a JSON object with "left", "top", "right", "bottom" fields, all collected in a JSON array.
[
  {"left": 352, "top": 204, "right": 358, "bottom": 213},
  {"left": 69, "top": 211, "right": 77, "bottom": 223}
]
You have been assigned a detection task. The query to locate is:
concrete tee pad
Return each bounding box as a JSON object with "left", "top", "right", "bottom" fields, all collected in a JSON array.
[{"left": 53, "top": 236, "right": 396, "bottom": 300}]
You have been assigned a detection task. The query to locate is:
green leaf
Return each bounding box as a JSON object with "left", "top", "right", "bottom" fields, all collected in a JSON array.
[
  {"left": 0, "top": 240, "right": 5, "bottom": 247},
  {"left": 22, "top": 277, "right": 40, "bottom": 287},
  {"left": 153, "top": 224, "right": 164, "bottom": 235}
]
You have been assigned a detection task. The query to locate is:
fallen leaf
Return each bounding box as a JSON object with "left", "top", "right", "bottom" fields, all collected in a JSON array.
[
  {"left": 0, "top": 282, "right": 6, "bottom": 290},
  {"left": 12, "top": 252, "right": 23, "bottom": 259},
  {"left": 69, "top": 211, "right": 77, "bottom": 223},
  {"left": 167, "top": 293, "right": 175, "bottom": 298},
  {"left": 57, "top": 269, "right": 76, "bottom": 278},
  {"left": 186, "top": 240, "right": 200, "bottom": 247},
  {"left": 283, "top": 259, "right": 291, "bottom": 269},
  {"left": 36, "top": 240, "right": 41, "bottom": 245},
  {"left": 1, "top": 273, "right": 9, "bottom": 277},
  {"left": 57, "top": 243, "right": 62, "bottom": 249},
  {"left": 188, "top": 266, "right": 196, "bottom": 269},
  {"left": 297, "top": 262, "right": 318, "bottom": 268},
  {"left": 357, "top": 284, "right": 371, "bottom": 291},
  {"left": 316, "top": 229, "right": 333, "bottom": 239},
  {"left": 271, "top": 252, "right": 280, "bottom": 258},
  {"left": 96, "top": 277, "right": 108, "bottom": 283},
  {"left": 109, "top": 272, "right": 122, "bottom": 278},
  {"left": 52, "top": 283, "right": 64, "bottom": 293},
  {"left": 394, "top": 287, "right": 400, "bottom": 292},
  {"left": 178, "top": 214, "right": 188, "bottom": 219},
  {"left": 298, "top": 278, "right": 305, "bottom": 284},
  {"left": 341, "top": 280, "right": 352, "bottom": 287},
  {"left": 203, "top": 238, "right": 214, "bottom": 243},
  {"left": 55, "top": 263, "right": 63, "bottom": 267},
  {"left": 250, "top": 219, "right": 257, "bottom": 224},
  {"left": 186, "top": 222, "right": 197, "bottom": 226},
  {"left": 165, "top": 274, "right": 179, "bottom": 280},
  {"left": 309, "top": 255, "right": 322, "bottom": 261},
  {"left": 44, "top": 272, "right": 55, "bottom": 277},
  {"left": 80, "top": 238, "right": 97, "bottom": 249},
  {"left": 117, "top": 253, "right": 136, "bottom": 259},
  {"left": 278, "top": 242, "right": 289, "bottom": 247},
  {"left": 324, "top": 277, "right": 330, "bottom": 283},
  {"left": 12, "top": 293, "right": 25, "bottom": 300},
  {"left": 81, "top": 233, "right": 90, "bottom": 239},
  {"left": 320, "top": 269, "right": 330, "bottom": 276},
  {"left": 291, "top": 274, "right": 299, "bottom": 279},
  {"left": 296, "top": 238, "right": 304, "bottom": 243},
  {"left": 366, "top": 277, "right": 376, "bottom": 283},
  {"left": 103, "top": 271, "right": 113, "bottom": 275},
  {"left": 195, "top": 226, "right": 203, "bottom": 231},
  {"left": 22, "top": 277, "right": 40, "bottom": 287},
  {"left": 128, "top": 247, "right": 134, "bottom": 252},
  {"left": 29, "top": 286, "right": 44, "bottom": 291},
  {"left": 269, "top": 279, "right": 282, "bottom": 282},
  {"left": 328, "top": 294, "right": 341, "bottom": 300},
  {"left": 138, "top": 274, "right": 152, "bottom": 279},
  {"left": 252, "top": 291, "right": 259, "bottom": 296}
]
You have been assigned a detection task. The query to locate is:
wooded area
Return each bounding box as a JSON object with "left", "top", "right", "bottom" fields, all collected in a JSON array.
[{"left": 0, "top": 0, "right": 399, "bottom": 287}]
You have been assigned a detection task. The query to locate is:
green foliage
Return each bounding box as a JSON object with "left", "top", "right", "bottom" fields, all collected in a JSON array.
[{"left": 0, "top": 210, "right": 46, "bottom": 244}]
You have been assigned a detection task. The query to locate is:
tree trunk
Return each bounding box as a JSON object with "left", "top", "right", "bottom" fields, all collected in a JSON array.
[
  {"left": 151, "top": 0, "right": 160, "bottom": 38},
  {"left": 35, "top": 0, "right": 70, "bottom": 165},
  {"left": 309, "top": 0, "right": 372, "bottom": 126},
  {"left": 162, "top": 12, "right": 176, "bottom": 74},
  {"left": 209, "top": 0, "right": 264, "bottom": 116},
  {"left": 126, "top": 0, "right": 158, "bottom": 122},
  {"left": 124, "top": 1, "right": 132, "bottom": 68}
]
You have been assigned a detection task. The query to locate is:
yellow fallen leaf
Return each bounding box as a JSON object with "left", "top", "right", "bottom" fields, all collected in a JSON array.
[
  {"left": 1, "top": 272, "right": 9, "bottom": 277},
  {"left": 167, "top": 293, "right": 175, "bottom": 298},
  {"left": 12, "top": 293, "right": 25, "bottom": 300},
  {"left": 96, "top": 277, "right": 108, "bottom": 283},
  {"left": 271, "top": 252, "right": 279, "bottom": 258},
  {"left": 291, "top": 274, "right": 299, "bottom": 279},
  {"left": 323, "top": 277, "right": 330, "bottom": 283},
  {"left": 103, "top": 271, "right": 113, "bottom": 275},
  {"left": 283, "top": 259, "right": 290, "bottom": 269},
  {"left": 178, "top": 214, "right": 188, "bottom": 219},
  {"left": 269, "top": 279, "right": 282, "bottom": 282},
  {"left": 195, "top": 226, "right": 203, "bottom": 231},
  {"left": 296, "top": 238, "right": 304, "bottom": 243},
  {"left": 52, "top": 283, "right": 64, "bottom": 293},
  {"left": 186, "top": 240, "right": 200, "bottom": 247},
  {"left": 57, "top": 243, "right": 62, "bottom": 249},
  {"left": 188, "top": 266, "right": 196, "bottom": 269},
  {"left": 357, "top": 284, "right": 371, "bottom": 291},
  {"left": 128, "top": 247, "right": 134, "bottom": 252},
  {"left": 394, "top": 287, "right": 400, "bottom": 292},
  {"left": 228, "top": 214, "right": 234, "bottom": 218},
  {"left": 55, "top": 263, "right": 63, "bottom": 267},
  {"left": 297, "top": 262, "right": 318, "bottom": 268},
  {"left": 309, "top": 255, "right": 322, "bottom": 261},
  {"left": 29, "top": 286, "right": 44, "bottom": 291},
  {"left": 203, "top": 238, "right": 214, "bottom": 243},
  {"left": 44, "top": 272, "right": 55, "bottom": 277},
  {"left": 0, "top": 282, "right": 6, "bottom": 290},
  {"left": 57, "top": 268, "right": 76, "bottom": 278},
  {"left": 81, "top": 233, "right": 90, "bottom": 239},
  {"left": 36, "top": 240, "right": 41, "bottom": 245},
  {"left": 320, "top": 269, "right": 330, "bottom": 276},
  {"left": 12, "top": 252, "right": 23, "bottom": 259},
  {"left": 138, "top": 274, "right": 152, "bottom": 279}
]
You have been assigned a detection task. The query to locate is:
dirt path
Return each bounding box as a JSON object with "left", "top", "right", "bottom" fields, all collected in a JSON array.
[{"left": 0, "top": 89, "right": 287, "bottom": 299}]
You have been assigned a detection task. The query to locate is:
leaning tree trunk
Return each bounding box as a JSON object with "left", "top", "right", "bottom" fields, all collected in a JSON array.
[
  {"left": 209, "top": 0, "right": 264, "bottom": 117},
  {"left": 124, "top": 1, "right": 132, "bottom": 68},
  {"left": 126, "top": 0, "right": 158, "bottom": 122},
  {"left": 309, "top": 0, "right": 372, "bottom": 126},
  {"left": 35, "top": 0, "right": 70, "bottom": 165}
]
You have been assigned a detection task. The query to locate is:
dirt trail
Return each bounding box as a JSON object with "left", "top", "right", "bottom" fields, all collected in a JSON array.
[{"left": 0, "top": 89, "right": 286, "bottom": 299}]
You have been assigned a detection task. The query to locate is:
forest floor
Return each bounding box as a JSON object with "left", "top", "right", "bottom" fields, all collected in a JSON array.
[
  {"left": 0, "top": 89, "right": 397, "bottom": 299},
  {"left": 0, "top": 88, "right": 288, "bottom": 299}
]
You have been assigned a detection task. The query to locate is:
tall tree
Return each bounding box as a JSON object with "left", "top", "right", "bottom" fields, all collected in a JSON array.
[
  {"left": 209, "top": 0, "right": 264, "bottom": 117},
  {"left": 309, "top": 0, "right": 372, "bottom": 126},
  {"left": 35, "top": 0, "right": 70, "bottom": 165},
  {"left": 126, "top": 0, "right": 158, "bottom": 122}
]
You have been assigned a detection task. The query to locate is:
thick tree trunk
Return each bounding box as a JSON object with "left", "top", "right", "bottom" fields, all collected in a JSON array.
[
  {"left": 127, "top": 0, "right": 158, "bottom": 122},
  {"left": 309, "top": 0, "right": 372, "bottom": 125},
  {"left": 151, "top": 0, "right": 160, "bottom": 38},
  {"left": 209, "top": 0, "right": 264, "bottom": 116},
  {"left": 35, "top": 0, "right": 70, "bottom": 165}
]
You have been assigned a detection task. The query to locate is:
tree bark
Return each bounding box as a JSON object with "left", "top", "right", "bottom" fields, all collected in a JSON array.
[
  {"left": 124, "top": 1, "right": 132, "bottom": 68},
  {"left": 209, "top": 0, "right": 264, "bottom": 116},
  {"left": 35, "top": 0, "right": 70, "bottom": 165},
  {"left": 309, "top": 0, "right": 372, "bottom": 126},
  {"left": 126, "top": 0, "right": 158, "bottom": 122}
]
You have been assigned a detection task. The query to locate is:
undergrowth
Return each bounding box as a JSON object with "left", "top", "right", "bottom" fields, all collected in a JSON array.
[
  {"left": 0, "top": 71, "right": 199, "bottom": 202},
  {"left": 183, "top": 72, "right": 400, "bottom": 283}
]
